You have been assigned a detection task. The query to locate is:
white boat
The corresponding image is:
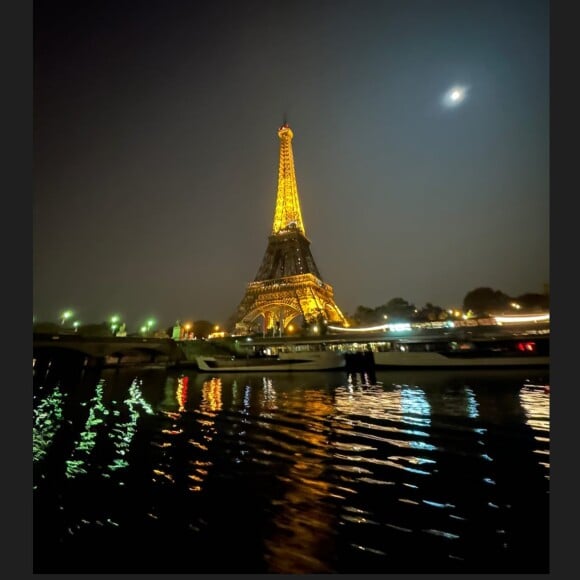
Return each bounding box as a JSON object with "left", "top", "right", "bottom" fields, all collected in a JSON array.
[
  {"left": 372, "top": 336, "right": 550, "bottom": 368},
  {"left": 196, "top": 350, "right": 346, "bottom": 372}
]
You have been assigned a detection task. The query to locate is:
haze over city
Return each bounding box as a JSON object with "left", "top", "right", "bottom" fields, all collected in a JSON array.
[{"left": 33, "top": 0, "right": 549, "bottom": 330}]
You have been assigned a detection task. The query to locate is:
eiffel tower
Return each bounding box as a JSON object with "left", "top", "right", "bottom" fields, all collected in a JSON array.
[{"left": 233, "top": 122, "right": 348, "bottom": 335}]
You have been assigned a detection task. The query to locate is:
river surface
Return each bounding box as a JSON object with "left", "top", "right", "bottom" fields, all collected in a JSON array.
[{"left": 33, "top": 357, "right": 550, "bottom": 573}]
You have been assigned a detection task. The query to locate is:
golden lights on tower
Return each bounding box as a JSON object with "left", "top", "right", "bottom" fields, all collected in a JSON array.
[{"left": 272, "top": 123, "right": 306, "bottom": 236}]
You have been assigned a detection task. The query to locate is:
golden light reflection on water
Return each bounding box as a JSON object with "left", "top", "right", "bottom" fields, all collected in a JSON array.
[
  {"left": 176, "top": 375, "right": 189, "bottom": 411},
  {"left": 185, "top": 378, "right": 223, "bottom": 492},
  {"left": 519, "top": 384, "right": 550, "bottom": 476},
  {"left": 201, "top": 377, "right": 223, "bottom": 413},
  {"left": 151, "top": 377, "right": 222, "bottom": 493},
  {"left": 264, "top": 389, "right": 337, "bottom": 574}
]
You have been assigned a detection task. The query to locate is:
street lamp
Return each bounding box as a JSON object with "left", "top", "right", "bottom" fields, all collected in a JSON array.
[
  {"left": 110, "top": 315, "right": 120, "bottom": 335},
  {"left": 73, "top": 321, "right": 80, "bottom": 332},
  {"left": 60, "top": 310, "right": 73, "bottom": 325},
  {"left": 144, "top": 319, "right": 155, "bottom": 337}
]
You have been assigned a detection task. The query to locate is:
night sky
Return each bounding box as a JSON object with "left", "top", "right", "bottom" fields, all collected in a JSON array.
[{"left": 33, "top": 0, "right": 549, "bottom": 330}]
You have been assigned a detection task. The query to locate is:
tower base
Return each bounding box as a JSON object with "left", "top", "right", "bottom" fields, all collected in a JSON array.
[{"left": 234, "top": 273, "right": 347, "bottom": 335}]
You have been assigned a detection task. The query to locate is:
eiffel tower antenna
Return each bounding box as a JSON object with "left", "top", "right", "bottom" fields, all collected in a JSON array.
[{"left": 282, "top": 112, "right": 287, "bottom": 126}]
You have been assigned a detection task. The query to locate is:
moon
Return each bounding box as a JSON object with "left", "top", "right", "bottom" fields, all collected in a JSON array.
[{"left": 443, "top": 85, "right": 469, "bottom": 108}]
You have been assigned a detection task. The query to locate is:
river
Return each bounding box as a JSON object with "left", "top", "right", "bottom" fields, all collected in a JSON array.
[{"left": 33, "top": 356, "right": 550, "bottom": 573}]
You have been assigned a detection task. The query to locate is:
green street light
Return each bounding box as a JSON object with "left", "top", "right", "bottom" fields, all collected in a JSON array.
[
  {"left": 110, "top": 315, "right": 121, "bottom": 336},
  {"left": 61, "top": 310, "right": 73, "bottom": 325}
]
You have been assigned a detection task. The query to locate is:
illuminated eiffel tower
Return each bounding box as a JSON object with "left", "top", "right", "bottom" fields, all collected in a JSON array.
[{"left": 233, "top": 122, "right": 348, "bottom": 335}]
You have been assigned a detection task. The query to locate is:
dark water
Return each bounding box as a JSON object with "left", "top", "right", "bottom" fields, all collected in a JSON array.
[{"left": 33, "top": 357, "right": 550, "bottom": 573}]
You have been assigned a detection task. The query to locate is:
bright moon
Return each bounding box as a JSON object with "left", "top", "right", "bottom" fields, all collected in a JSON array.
[{"left": 443, "top": 85, "right": 468, "bottom": 107}]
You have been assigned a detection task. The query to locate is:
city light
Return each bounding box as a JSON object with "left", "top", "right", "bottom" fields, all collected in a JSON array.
[
  {"left": 327, "top": 322, "right": 412, "bottom": 332},
  {"left": 110, "top": 315, "right": 120, "bottom": 335},
  {"left": 60, "top": 310, "right": 73, "bottom": 325},
  {"left": 494, "top": 313, "right": 549, "bottom": 324}
]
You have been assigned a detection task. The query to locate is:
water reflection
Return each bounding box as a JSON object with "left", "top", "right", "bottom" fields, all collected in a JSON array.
[
  {"left": 62, "top": 378, "right": 155, "bottom": 479},
  {"left": 519, "top": 383, "right": 550, "bottom": 480},
  {"left": 65, "top": 379, "right": 108, "bottom": 478},
  {"left": 265, "top": 389, "right": 336, "bottom": 573},
  {"left": 33, "top": 385, "right": 66, "bottom": 463},
  {"left": 176, "top": 375, "right": 189, "bottom": 411},
  {"left": 33, "top": 364, "right": 549, "bottom": 574},
  {"left": 201, "top": 377, "right": 223, "bottom": 413}
]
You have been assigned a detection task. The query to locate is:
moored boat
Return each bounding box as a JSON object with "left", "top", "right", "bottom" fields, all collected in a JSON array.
[
  {"left": 371, "top": 336, "right": 549, "bottom": 368},
  {"left": 196, "top": 350, "right": 346, "bottom": 372}
]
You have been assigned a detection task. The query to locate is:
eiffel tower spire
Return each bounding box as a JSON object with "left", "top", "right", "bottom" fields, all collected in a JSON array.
[{"left": 272, "top": 122, "right": 305, "bottom": 235}]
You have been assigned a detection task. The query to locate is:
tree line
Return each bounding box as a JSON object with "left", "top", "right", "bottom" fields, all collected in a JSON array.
[{"left": 348, "top": 286, "right": 549, "bottom": 326}]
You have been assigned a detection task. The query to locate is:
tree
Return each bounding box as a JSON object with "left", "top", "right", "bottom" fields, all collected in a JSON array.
[
  {"left": 193, "top": 320, "right": 215, "bottom": 339},
  {"left": 416, "top": 302, "right": 446, "bottom": 322},
  {"left": 352, "top": 305, "right": 376, "bottom": 325},
  {"left": 382, "top": 297, "right": 416, "bottom": 322},
  {"left": 463, "top": 287, "right": 511, "bottom": 316},
  {"left": 513, "top": 293, "right": 549, "bottom": 312}
]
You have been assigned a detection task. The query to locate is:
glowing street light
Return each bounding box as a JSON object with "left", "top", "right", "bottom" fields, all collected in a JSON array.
[
  {"left": 142, "top": 319, "right": 155, "bottom": 337},
  {"left": 60, "top": 310, "right": 73, "bottom": 325},
  {"left": 73, "top": 321, "right": 80, "bottom": 332},
  {"left": 110, "top": 315, "right": 120, "bottom": 335}
]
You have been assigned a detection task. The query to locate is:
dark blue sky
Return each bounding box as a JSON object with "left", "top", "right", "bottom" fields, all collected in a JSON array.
[{"left": 33, "top": 0, "right": 549, "bottom": 330}]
